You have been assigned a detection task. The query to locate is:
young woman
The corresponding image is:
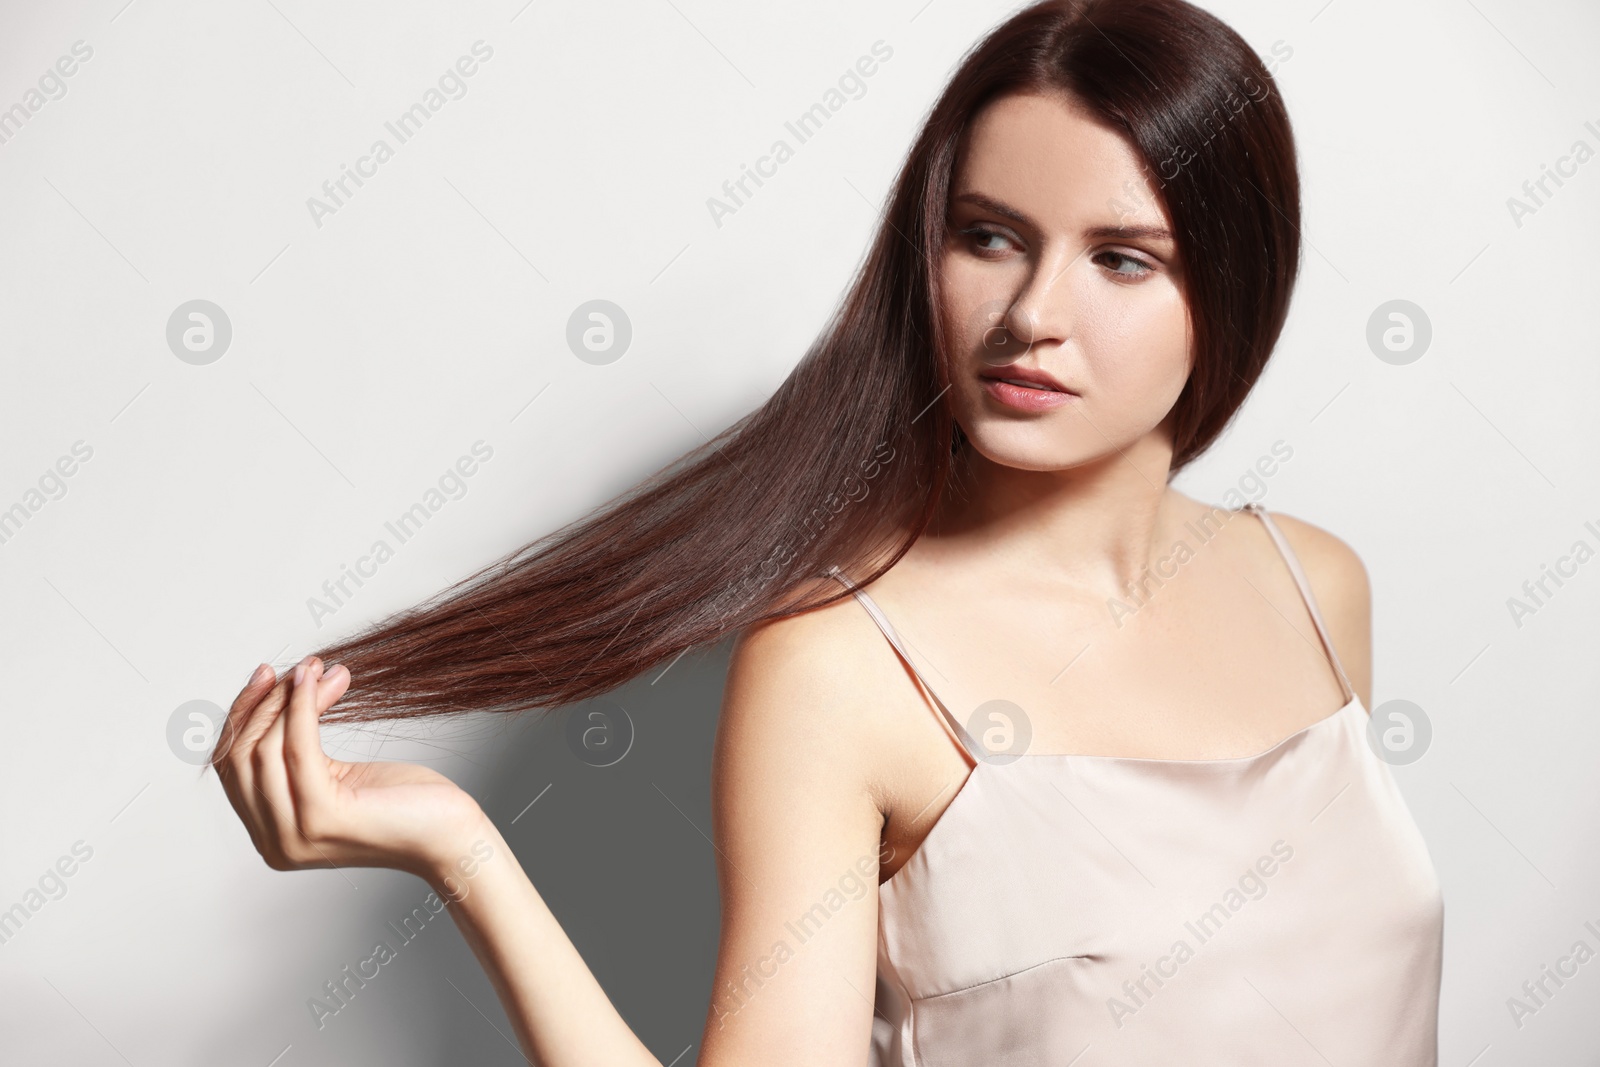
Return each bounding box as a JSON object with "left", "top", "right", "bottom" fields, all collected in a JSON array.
[{"left": 212, "top": 1, "right": 1444, "bottom": 1062}]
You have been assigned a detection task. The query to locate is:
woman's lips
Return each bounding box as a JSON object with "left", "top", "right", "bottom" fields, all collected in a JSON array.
[{"left": 980, "top": 375, "right": 1078, "bottom": 411}]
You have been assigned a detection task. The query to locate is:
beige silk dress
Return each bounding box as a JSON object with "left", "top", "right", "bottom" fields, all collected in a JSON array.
[{"left": 826, "top": 502, "right": 1444, "bottom": 1066}]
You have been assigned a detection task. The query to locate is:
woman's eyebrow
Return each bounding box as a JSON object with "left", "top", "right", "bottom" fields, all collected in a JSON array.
[
  {"left": 1084, "top": 224, "right": 1174, "bottom": 242},
  {"left": 951, "top": 191, "right": 1032, "bottom": 225},
  {"left": 952, "top": 192, "right": 1172, "bottom": 242}
]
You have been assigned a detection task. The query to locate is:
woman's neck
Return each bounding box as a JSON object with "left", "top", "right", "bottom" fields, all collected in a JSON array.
[{"left": 925, "top": 433, "right": 1191, "bottom": 599}]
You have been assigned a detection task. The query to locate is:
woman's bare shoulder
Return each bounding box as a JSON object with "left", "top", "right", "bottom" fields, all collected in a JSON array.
[
  {"left": 1173, "top": 490, "right": 1370, "bottom": 600},
  {"left": 720, "top": 578, "right": 906, "bottom": 809},
  {"left": 1242, "top": 505, "right": 1371, "bottom": 615},
  {"left": 1224, "top": 500, "right": 1373, "bottom": 705}
]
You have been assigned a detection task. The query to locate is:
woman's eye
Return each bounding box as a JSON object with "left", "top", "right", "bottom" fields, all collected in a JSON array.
[
  {"left": 1096, "top": 251, "right": 1154, "bottom": 278},
  {"left": 961, "top": 226, "right": 1014, "bottom": 255}
]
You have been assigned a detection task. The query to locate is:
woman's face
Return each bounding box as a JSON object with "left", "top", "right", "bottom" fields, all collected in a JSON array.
[{"left": 940, "top": 90, "right": 1192, "bottom": 473}]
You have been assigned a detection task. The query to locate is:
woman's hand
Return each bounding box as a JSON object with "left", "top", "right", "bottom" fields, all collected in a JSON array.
[
  {"left": 214, "top": 657, "right": 666, "bottom": 1067},
  {"left": 212, "top": 656, "right": 486, "bottom": 882}
]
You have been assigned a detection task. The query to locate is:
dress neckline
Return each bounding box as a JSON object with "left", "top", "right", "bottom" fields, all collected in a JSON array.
[
  {"left": 977, "top": 692, "right": 1364, "bottom": 767},
  {"left": 883, "top": 697, "right": 1369, "bottom": 895},
  {"left": 880, "top": 693, "right": 1365, "bottom": 893}
]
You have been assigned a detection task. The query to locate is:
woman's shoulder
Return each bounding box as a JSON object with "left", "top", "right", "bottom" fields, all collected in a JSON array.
[
  {"left": 1233, "top": 501, "right": 1371, "bottom": 605},
  {"left": 1174, "top": 489, "right": 1370, "bottom": 592},
  {"left": 730, "top": 573, "right": 890, "bottom": 682},
  {"left": 720, "top": 574, "right": 910, "bottom": 807},
  {"left": 1216, "top": 497, "right": 1373, "bottom": 703}
]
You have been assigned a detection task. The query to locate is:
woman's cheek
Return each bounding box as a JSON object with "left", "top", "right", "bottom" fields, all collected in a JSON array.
[
  {"left": 1098, "top": 287, "right": 1189, "bottom": 389},
  {"left": 1080, "top": 328, "right": 1190, "bottom": 428},
  {"left": 952, "top": 282, "right": 1008, "bottom": 354}
]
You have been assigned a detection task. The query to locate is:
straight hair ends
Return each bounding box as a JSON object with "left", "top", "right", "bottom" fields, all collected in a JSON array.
[{"left": 308, "top": 0, "right": 1301, "bottom": 726}]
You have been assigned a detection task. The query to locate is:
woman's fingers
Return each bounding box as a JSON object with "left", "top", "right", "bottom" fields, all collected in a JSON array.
[
  {"left": 214, "top": 662, "right": 287, "bottom": 853},
  {"left": 213, "top": 663, "right": 272, "bottom": 769},
  {"left": 285, "top": 662, "right": 346, "bottom": 824},
  {"left": 227, "top": 666, "right": 295, "bottom": 805},
  {"left": 216, "top": 655, "right": 359, "bottom": 872},
  {"left": 254, "top": 658, "right": 320, "bottom": 865}
]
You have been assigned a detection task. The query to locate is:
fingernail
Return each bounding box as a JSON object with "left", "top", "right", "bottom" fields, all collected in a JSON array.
[
  {"left": 326, "top": 662, "right": 345, "bottom": 679},
  {"left": 293, "top": 663, "right": 306, "bottom": 686},
  {"left": 246, "top": 664, "right": 266, "bottom": 685}
]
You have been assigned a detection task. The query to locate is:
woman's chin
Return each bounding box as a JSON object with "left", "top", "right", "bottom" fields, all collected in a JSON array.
[{"left": 959, "top": 429, "right": 1099, "bottom": 474}]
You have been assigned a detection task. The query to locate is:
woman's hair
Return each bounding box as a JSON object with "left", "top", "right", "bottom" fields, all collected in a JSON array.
[{"left": 308, "top": 0, "right": 1300, "bottom": 725}]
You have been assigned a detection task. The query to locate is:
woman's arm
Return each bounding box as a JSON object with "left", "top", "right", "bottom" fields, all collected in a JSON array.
[
  {"left": 697, "top": 609, "right": 889, "bottom": 1063},
  {"left": 428, "top": 607, "right": 888, "bottom": 1064},
  {"left": 420, "top": 812, "right": 663, "bottom": 1065}
]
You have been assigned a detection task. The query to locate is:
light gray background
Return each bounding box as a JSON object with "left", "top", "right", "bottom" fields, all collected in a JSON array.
[{"left": 1, "top": 0, "right": 1597, "bottom": 1063}]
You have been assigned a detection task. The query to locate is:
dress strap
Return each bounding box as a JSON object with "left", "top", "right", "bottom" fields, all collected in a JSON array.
[
  {"left": 1241, "top": 503, "right": 1357, "bottom": 704},
  {"left": 826, "top": 566, "right": 980, "bottom": 767}
]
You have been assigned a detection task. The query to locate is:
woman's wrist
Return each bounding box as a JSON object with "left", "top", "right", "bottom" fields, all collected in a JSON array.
[{"left": 414, "top": 804, "right": 507, "bottom": 900}]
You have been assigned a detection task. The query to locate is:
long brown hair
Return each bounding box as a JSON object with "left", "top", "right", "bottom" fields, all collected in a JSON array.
[{"left": 307, "top": 0, "right": 1301, "bottom": 725}]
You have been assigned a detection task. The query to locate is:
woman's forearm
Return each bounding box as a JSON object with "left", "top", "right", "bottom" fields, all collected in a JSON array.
[{"left": 426, "top": 811, "right": 663, "bottom": 1067}]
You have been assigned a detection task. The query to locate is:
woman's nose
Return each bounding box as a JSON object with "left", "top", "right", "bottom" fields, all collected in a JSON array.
[{"left": 1003, "top": 257, "right": 1078, "bottom": 349}]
